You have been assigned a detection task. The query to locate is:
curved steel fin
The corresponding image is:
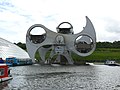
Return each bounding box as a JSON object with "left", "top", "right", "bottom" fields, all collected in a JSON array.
[{"left": 81, "top": 16, "right": 96, "bottom": 41}]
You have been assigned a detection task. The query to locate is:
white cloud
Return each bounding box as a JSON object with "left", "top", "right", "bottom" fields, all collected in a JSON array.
[{"left": 0, "top": 0, "right": 120, "bottom": 43}]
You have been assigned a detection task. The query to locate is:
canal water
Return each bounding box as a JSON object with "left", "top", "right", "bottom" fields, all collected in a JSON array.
[{"left": 1, "top": 64, "right": 120, "bottom": 90}]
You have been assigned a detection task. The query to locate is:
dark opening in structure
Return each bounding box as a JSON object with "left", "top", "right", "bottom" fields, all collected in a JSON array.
[
  {"left": 29, "top": 27, "right": 46, "bottom": 44},
  {"left": 57, "top": 22, "right": 74, "bottom": 34},
  {"left": 75, "top": 35, "right": 94, "bottom": 53}
]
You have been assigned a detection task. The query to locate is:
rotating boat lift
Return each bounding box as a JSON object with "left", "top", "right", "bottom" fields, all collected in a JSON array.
[{"left": 26, "top": 16, "right": 96, "bottom": 64}]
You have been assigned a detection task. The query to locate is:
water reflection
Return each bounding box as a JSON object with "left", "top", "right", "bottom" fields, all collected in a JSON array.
[
  {"left": 1, "top": 64, "right": 120, "bottom": 90},
  {"left": 0, "top": 82, "right": 8, "bottom": 90}
]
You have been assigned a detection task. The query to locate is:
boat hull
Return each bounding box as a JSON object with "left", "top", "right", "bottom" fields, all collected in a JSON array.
[
  {"left": 105, "top": 64, "right": 120, "bottom": 66},
  {"left": 0, "top": 77, "right": 13, "bottom": 83}
]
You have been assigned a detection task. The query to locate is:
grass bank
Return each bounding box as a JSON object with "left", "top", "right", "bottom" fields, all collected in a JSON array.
[{"left": 72, "top": 48, "right": 120, "bottom": 63}]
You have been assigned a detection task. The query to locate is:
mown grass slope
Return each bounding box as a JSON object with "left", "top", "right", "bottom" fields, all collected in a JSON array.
[{"left": 72, "top": 48, "right": 120, "bottom": 63}]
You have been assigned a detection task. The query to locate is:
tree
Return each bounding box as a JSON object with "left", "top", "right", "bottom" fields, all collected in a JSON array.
[{"left": 14, "top": 42, "right": 26, "bottom": 50}]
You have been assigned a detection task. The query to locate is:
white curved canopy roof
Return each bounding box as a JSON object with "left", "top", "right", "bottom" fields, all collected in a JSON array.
[{"left": 0, "top": 37, "right": 30, "bottom": 59}]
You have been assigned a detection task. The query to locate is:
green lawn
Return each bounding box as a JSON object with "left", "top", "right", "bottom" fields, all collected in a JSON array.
[{"left": 72, "top": 48, "right": 120, "bottom": 63}]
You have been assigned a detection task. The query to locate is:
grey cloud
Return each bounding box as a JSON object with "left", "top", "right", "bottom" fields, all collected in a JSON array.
[
  {"left": 0, "top": 0, "right": 14, "bottom": 7},
  {"left": 0, "top": 20, "right": 7, "bottom": 23},
  {"left": 0, "top": 1, "right": 34, "bottom": 23},
  {"left": 0, "top": 27, "right": 17, "bottom": 35},
  {"left": 105, "top": 18, "right": 120, "bottom": 34},
  {"left": 19, "top": 14, "right": 34, "bottom": 22},
  {"left": 43, "top": 14, "right": 58, "bottom": 24},
  {"left": 0, "top": 0, "right": 15, "bottom": 12}
]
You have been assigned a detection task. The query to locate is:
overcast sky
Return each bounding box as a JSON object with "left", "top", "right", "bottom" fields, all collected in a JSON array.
[{"left": 0, "top": 0, "right": 120, "bottom": 43}]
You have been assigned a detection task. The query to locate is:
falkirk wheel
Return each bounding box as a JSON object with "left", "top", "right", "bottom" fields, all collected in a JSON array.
[{"left": 26, "top": 16, "right": 96, "bottom": 64}]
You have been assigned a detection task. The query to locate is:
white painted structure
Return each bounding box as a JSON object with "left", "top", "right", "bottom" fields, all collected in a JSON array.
[
  {"left": 105, "top": 60, "right": 116, "bottom": 64},
  {"left": 0, "top": 37, "right": 30, "bottom": 59},
  {"left": 26, "top": 16, "right": 96, "bottom": 64}
]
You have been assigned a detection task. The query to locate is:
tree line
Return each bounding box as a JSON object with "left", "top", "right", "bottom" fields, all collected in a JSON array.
[
  {"left": 14, "top": 42, "right": 26, "bottom": 50},
  {"left": 14, "top": 41, "right": 120, "bottom": 50},
  {"left": 96, "top": 41, "right": 120, "bottom": 48}
]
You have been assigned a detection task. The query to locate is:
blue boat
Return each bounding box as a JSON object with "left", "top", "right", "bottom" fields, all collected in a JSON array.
[
  {"left": 0, "top": 58, "right": 5, "bottom": 64},
  {"left": 5, "top": 57, "right": 33, "bottom": 66}
]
